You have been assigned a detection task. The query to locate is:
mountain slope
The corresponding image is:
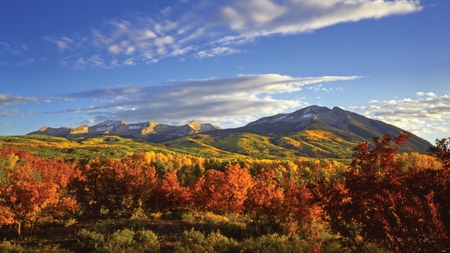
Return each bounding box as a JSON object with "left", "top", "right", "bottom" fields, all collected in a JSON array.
[{"left": 243, "top": 105, "right": 431, "bottom": 153}]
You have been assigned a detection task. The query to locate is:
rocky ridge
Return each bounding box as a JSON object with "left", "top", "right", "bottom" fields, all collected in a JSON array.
[{"left": 30, "top": 120, "right": 221, "bottom": 142}]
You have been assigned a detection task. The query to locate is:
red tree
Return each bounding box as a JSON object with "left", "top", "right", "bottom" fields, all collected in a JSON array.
[
  {"left": 314, "top": 133, "right": 450, "bottom": 252},
  {"left": 72, "top": 155, "right": 157, "bottom": 218},
  {"left": 193, "top": 164, "right": 254, "bottom": 213},
  {"left": 0, "top": 147, "right": 80, "bottom": 238},
  {"left": 149, "top": 169, "right": 192, "bottom": 212}
]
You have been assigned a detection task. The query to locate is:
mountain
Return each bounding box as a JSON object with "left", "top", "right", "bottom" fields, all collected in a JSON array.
[
  {"left": 29, "top": 120, "right": 221, "bottom": 142},
  {"left": 164, "top": 105, "right": 432, "bottom": 158},
  {"left": 28, "top": 105, "right": 433, "bottom": 158}
]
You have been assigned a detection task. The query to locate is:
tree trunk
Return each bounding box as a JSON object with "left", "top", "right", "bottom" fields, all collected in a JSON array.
[{"left": 16, "top": 221, "right": 23, "bottom": 240}]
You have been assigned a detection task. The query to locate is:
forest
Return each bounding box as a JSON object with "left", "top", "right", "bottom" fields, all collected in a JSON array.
[{"left": 0, "top": 133, "right": 449, "bottom": 252}]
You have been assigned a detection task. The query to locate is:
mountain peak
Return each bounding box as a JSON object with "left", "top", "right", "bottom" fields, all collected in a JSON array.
[
  {"left": 246, "top": 105, "right": 331, "bottom": 126},
  {"left": 90, "top": 120, "right": 125, "bottom": 133},
  {"left": 240, "top": 105, "right": 432, "bottom": 153}
]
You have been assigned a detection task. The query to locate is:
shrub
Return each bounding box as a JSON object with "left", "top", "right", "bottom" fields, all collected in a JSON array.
[
  {"left": 0, "top": 241, "right": 22, "bottom": 253},
  {"left": 240, "top": 233, "right": 311, "bottom": 253},
  {"left": 75, "top": 229, "right": 105, "bottom": 251},
  {"left": 134, "top": 229, "right": 160, "bottom": 253},
  {"left": 75, "top": 228, "right": 160, "bottom": 253},
  {"left": 207, "top": 230, "right": 240, "bottom": 252},
  {"left": 174, "top": 228, "right": 239, "bottom": 253},
  {"left": 106, "top": 229, "right": 136, "bottom": 249},
  {"left": 0, "top": 241, "right": 72, "bottom": 253}
]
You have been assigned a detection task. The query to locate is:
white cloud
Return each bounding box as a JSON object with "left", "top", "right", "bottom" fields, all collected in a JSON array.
[
  {"left": 353, "top": 91, "right": 450, "bottom": 137},
  {"left": 215, "top": 0, "right": 421, "bottom": 37},
  {"left": 124, "top": 58, "right": 135, "bottom": 65},
  {"left": 52, "top": 74, "right": 359, "bottom": 126},
  {"left": 44, "top": 0, "right": 422, "bottom": 68},
  {"left": 0, "top": 94, "right": 38, "bottom": 105},
  {"left": 161, "top": 7, "right": 172, "bottom": 14}
]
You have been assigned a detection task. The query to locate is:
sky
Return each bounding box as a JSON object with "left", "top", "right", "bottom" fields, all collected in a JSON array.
[{"left": 0, "top": 0, "right": 449, "bottom": 144}]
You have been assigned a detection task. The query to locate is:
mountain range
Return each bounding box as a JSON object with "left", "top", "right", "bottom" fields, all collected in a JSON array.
[
  {"left": 29, "top": 105, "right": 433, "bottom": 158},
  {"left": 30, "top": 120, "right": 221, "bottom": 142}
]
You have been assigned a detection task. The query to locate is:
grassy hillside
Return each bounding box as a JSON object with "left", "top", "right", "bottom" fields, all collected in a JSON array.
[
  {"left": 0, "top": 135, "right": 172, "bottom": 161},
  {"left": 0, "top": 126, "right": 430, "bottom": 161}
]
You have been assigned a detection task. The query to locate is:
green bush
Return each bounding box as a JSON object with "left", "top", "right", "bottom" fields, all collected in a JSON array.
[
  {"left": 174, "top": 228, "right": 239, "bottom": 253},
  {"left": 0, "top": 241, "right": 71, "bottom": 253},
  {"left": 241, "top": 233, "right": 312, "bottom": 253},
  {"left": 107, "top": 229, "right": 136, "bottom": 249},
  {"left": 0, "top": 241, "right": 22, "bottom": 253},
  {"left": 181, "top": 211, "right": 248, "bottom": 239},
  {"left": 75, "top": 228, "right": 160, "bottom": 253},
  {"left": 207, "top": 230, "right": 240, "bottom": 252},
  {"left": 76, "top": 228, "right": 105, "bottom": 251},
  {"left": 134, "top": 229, "right": 160, "bottom": 253}
]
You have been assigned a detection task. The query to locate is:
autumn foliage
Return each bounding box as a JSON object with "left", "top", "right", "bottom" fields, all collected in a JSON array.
[
  {"left": 313, "top": 133, "right": 450, "bottom": 252},
  {"left": 1, "top": 134, "right": 450, "bottom": 252},
  {"left": 0, "top": 147, "right": 80, "bottom": 238}
]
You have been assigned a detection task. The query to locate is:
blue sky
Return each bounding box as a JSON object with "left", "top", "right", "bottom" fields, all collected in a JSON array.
[{"left": 0, "top": 0, "right": 449, "bottom": 143}]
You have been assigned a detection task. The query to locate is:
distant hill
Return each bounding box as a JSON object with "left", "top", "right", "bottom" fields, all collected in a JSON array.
[
  {"left": 28, "top": 105, "right": 433, "bottom": 158},
  {"left": 29, "top": 120, "right": 221, "bottom": 142}
]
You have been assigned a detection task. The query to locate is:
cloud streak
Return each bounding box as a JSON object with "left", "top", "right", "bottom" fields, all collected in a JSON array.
[
  {"left": 52, "top": 74, "right": 360, "bottom": 125},
  {"left": 0, "top": 94, "right": 38, "bottom": 105}
]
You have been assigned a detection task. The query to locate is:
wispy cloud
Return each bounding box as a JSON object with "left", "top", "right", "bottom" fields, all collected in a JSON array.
[
  {"left": 197, "top": 47, "right": 240, "bottom": 58},
  {"left": 350, "top": 91, "right": 450, "bottom": 136},
  {"left": 0, "top": 94, "right": 38, "bottom": 105},
  {"left": 42, "top": 0, "right": 422, "bottom": 68},
  {"left": 0, "top": 41, "right": 35, "bottom": 66},
  {"left": 0, "top": 94, "right": 39, "bottom": 119},
  {"left": 0, "top": 108, "right": 37, "bottom": 118},
  {"left": 52, "top": 74, "right": 360, "bottom": 126}
]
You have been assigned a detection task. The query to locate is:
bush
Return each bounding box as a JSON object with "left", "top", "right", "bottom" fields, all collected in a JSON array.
[
  {"left": 207, "top": 230, "right": 240, "bottom": 252},
  {"left": 0, "top": 241, "right": 22, "bottom": 253},
  {"left": 241, "top": 233, "right": 312, "bottom": 253},
  {"left": 174, "top": 228, "right": 239, "bottom": 253},
  {"left": 0, "top": 240, "right": 71, "bottom": 253},
  {"left": 181, "top": 210, "right": 248, "bottom": 239},
  {"left": 76, "top": 229, "right": 105, "bottom": 251},
  {"left": 75, "top": 228, "right": 160, "bottom": 253},
  {"left": 134, "top": 229, "right": 160, "bottom": 253},
  {"left": 107, "top": 229, "right": 136, "bottom": 249}
]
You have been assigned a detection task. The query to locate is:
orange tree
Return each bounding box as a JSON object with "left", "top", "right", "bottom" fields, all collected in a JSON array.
[
  {"left": 312, "top": 133, "right": 450, "bottom": 252},
  {"left": 0, "top": 147, "right": 80, "bottom": 238},
  {"left": 243, "top": 169, "right": 313, "bottom": 235},
  {"left": 71, "top": 154, "right": 157, "bottom": 218},
  {"left": 192, "top": 163, "right": 254, "bottom": 213},
  {"left": 244, "top": 169, "right": 285, "bottom": 224},
  {"left": 148, "top": 169, "right": 192, "bottom": 212}
]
